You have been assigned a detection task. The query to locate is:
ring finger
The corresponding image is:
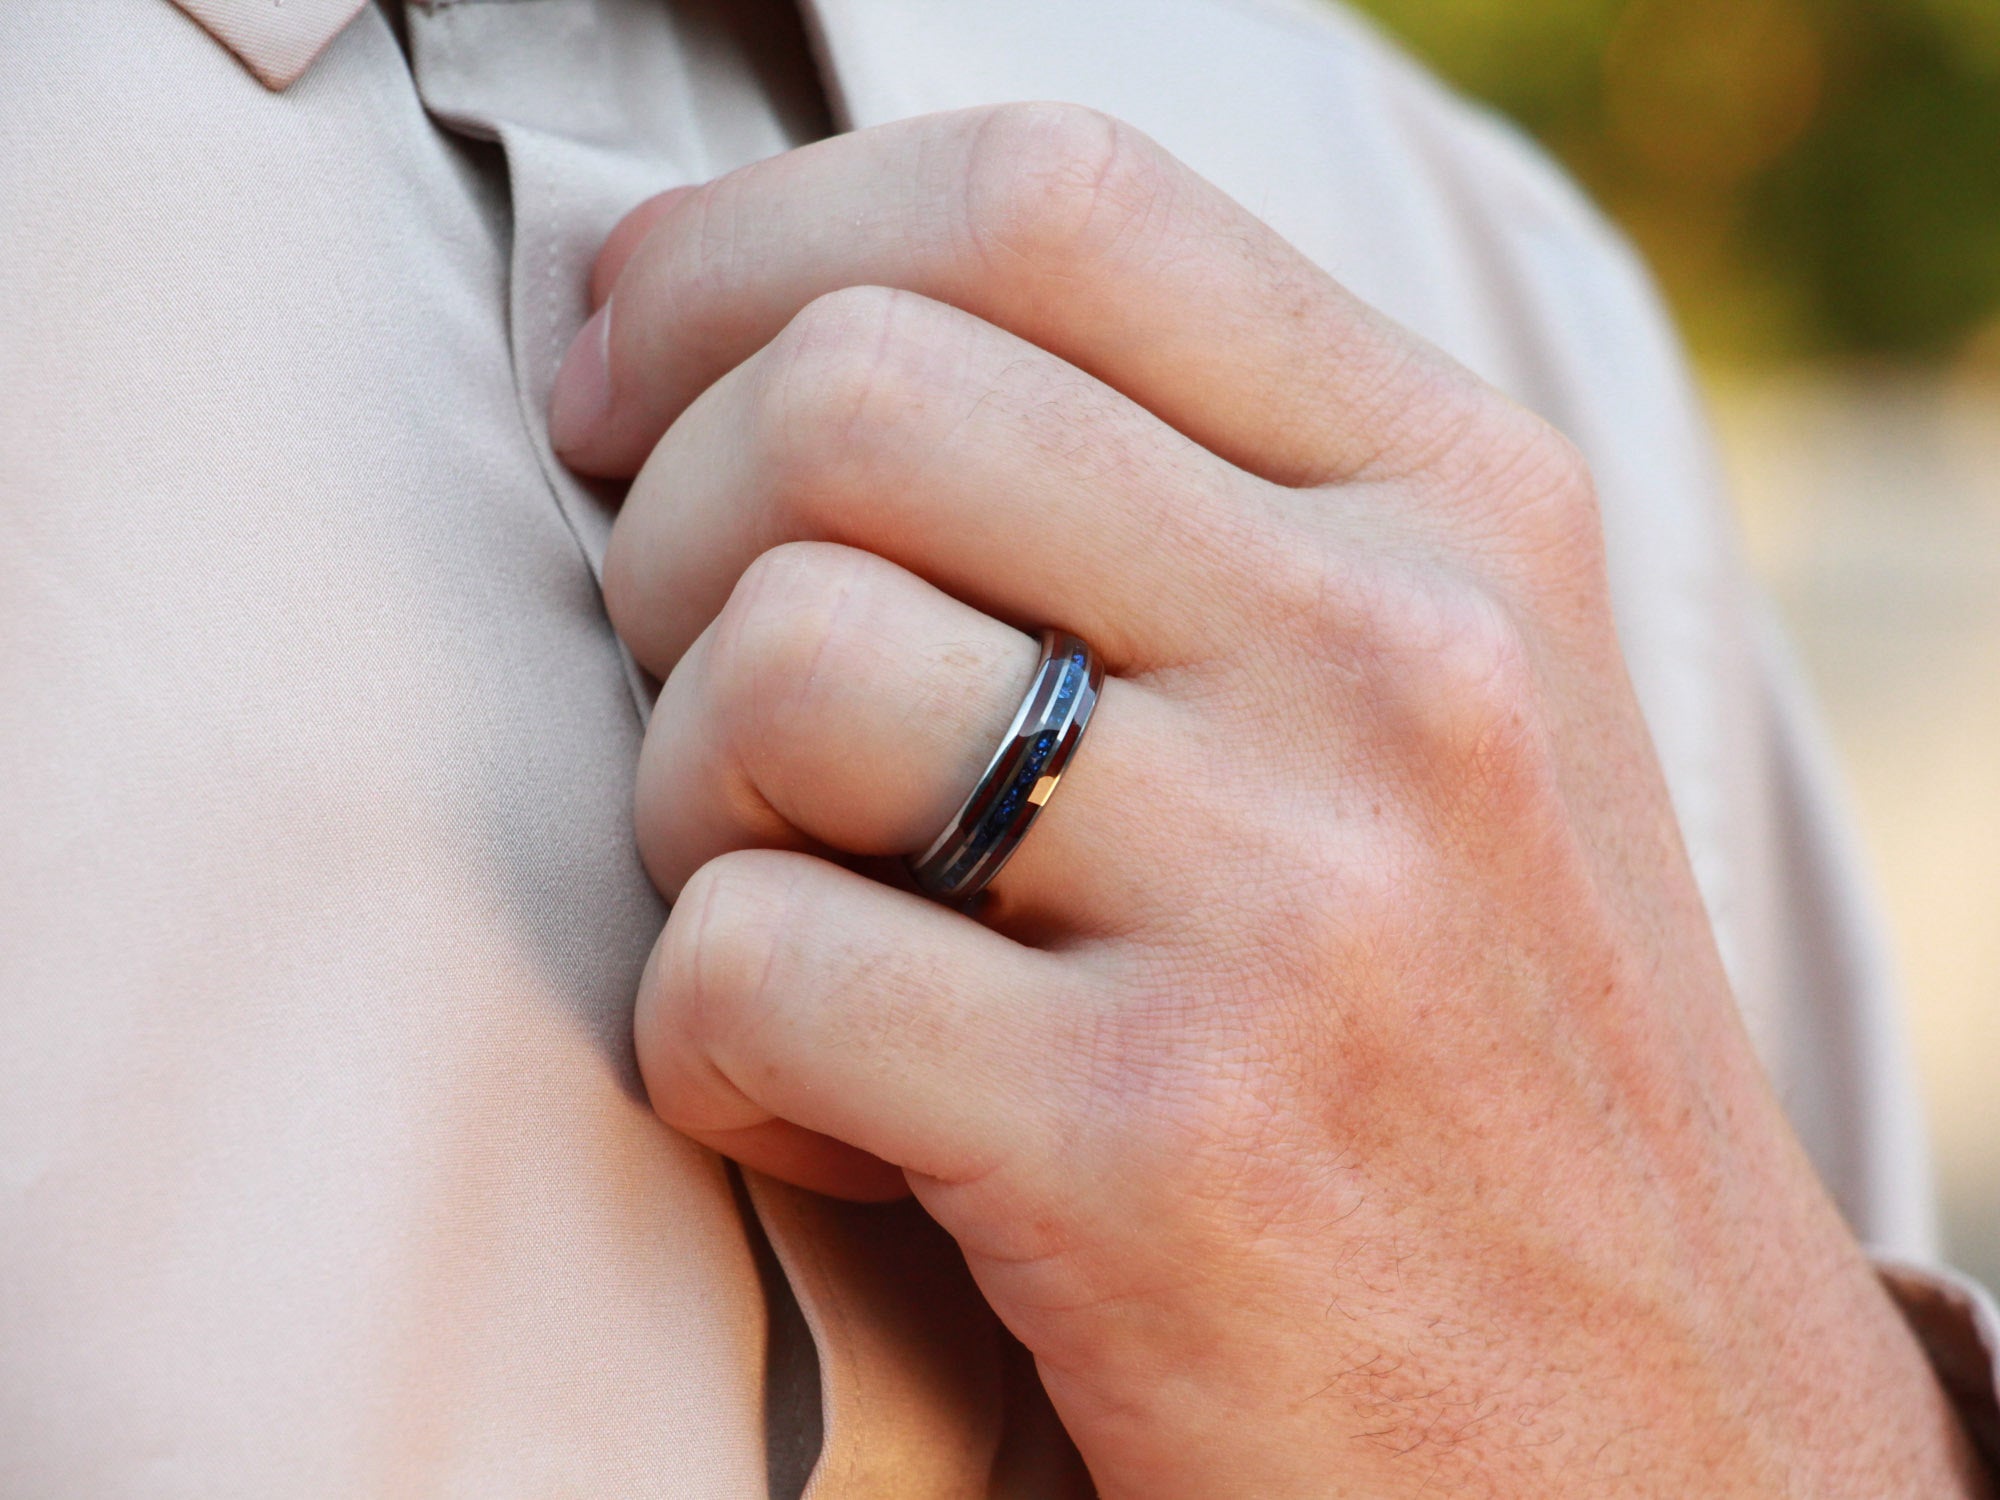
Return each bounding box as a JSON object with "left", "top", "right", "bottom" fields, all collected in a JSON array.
[{"left": 635, "top": 540, "right": 1191, "bottom": 937}]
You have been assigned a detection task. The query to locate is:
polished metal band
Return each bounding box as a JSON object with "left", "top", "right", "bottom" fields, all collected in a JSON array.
[{"left": 907, "top": 628, "right": 1103, "bottom": 903}]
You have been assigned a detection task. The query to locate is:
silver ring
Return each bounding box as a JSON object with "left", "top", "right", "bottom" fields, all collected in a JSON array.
[{"left": 907, "top": 628, "right": 1103, "bottom": 903}]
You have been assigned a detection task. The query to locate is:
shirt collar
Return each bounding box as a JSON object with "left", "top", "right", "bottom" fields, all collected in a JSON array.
[{"left": 171, "top": 0, "right": 371, "bottom": 90}]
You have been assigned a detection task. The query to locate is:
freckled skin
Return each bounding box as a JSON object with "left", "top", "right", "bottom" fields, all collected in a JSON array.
[{"left": 557, "top": 105, "right": 1994, "bottom": 1500}]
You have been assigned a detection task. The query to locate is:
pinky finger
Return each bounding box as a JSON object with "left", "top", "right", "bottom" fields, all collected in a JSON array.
[{"left": 634, "top": 849, "right": 1084, "bottom": 1200}]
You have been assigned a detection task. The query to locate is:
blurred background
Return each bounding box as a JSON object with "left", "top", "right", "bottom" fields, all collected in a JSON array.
[{"left": 1345, "top": 0, "right": 2000, "bottom": 1289}]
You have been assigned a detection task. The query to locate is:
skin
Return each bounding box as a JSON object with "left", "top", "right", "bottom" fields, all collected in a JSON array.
[{"left": 548, "top": 104, "right": 1993, "bottom": 1498}]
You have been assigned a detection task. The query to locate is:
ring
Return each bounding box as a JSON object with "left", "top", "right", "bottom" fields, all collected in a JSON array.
[{"left": 907, "top": 628, "right": 1104, "bottom": 903}]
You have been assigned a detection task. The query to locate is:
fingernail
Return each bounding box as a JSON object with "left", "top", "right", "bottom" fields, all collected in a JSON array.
[{"left": 550, "top": 300, "right": 612, "bottom": 457}]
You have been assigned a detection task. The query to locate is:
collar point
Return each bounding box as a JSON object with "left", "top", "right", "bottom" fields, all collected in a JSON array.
[{"left": 171, "top": 0, "right": 371, "bottom": 91}]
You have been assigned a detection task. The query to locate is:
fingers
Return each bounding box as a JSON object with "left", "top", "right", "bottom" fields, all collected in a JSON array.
[
  {"left": 553, "top": 103, "right": 1487, "bottom": 487},
  {"left": 601, "top": 286, "right": 1280, "bottom": 676},
  {"left": 635, "top": 847, "right": 1081, "bottom": 1197},
  {"left": 634, "top": 541, "right": 1182, "bottom": 936}
]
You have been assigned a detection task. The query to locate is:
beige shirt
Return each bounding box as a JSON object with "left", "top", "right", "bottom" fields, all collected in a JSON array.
[{"left": 2, "top": 0, "right": 1994, "bottom": 1493}]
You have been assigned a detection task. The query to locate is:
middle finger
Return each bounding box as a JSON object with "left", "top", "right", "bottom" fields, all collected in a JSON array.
[{"left": 602, "top": 286, "right": 1291, "bottom": 678}]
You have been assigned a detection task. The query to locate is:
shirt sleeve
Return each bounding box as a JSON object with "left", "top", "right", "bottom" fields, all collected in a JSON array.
[{"left": 1877, "top": 1258, "right": 2000, "bottom": 1476}]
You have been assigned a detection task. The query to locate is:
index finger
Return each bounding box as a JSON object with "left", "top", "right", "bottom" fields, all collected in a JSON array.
[{"left": 552, "top": 103, "right": 1488, "bottom": 487}]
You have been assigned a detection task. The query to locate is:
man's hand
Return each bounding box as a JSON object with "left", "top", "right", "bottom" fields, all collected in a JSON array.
[{"left": 551, "top": 105, "right": 1989, "bottom": 1497}]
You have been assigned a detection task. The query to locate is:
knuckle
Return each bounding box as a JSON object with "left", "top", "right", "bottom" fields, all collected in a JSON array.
[
  {"left": 1376, "top": 576, "right": 1548, "bottom": 803},
  {"left": 1448, "top": 405, "right": 1607, "bottom": 576},
  {"left": 1413, "top": 585, "right": 1540, "bottom": 742},
  {"left": 1516, "top": 417, "right": 1594, "bottom": 506},
  {"left": 775, "top": 281, "right": 906, "bottom": 356},
  {"left": 1522, "top": 427, "right": 1607, "bottom": 571},
  {"left": 1490, "top": 409, "right": 1598, "bottom": 520},
  {"left": 767, "top": 285, "right": 904, "bottom": 447},
  {"left": 1302, "top": 558, "right": 1551, "bottom": 800},
  {"left": 961, "top": 102, "right": 1169, "bottom": 277},
  {"left": 759, "top": 285, "right": 945, "bottom": 498},
  {"left": 652, "top": 851, "right": 794, "bottom": 1066},
  {"left": 708, "top": 541, "right": 881, "bottom": 734}
]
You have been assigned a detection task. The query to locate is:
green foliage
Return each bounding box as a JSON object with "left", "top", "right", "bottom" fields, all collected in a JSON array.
[{"left": 1344, "top": 0, "right": 2000, "bottom": 362}]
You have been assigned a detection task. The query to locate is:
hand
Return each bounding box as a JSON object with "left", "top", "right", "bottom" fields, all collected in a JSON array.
[{"left": 551, "top": 106, "right": 1990, "bottom": 1498}]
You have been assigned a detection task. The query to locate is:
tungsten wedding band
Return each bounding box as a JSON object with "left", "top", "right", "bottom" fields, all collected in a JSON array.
[{"left": 907, "top": 628, "right": 1103, "bottom": 903}]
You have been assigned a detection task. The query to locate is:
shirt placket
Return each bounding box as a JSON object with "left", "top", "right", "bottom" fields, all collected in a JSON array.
[{"left": 392, "top": 6, "right": 1017, "bottom": 1496}]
